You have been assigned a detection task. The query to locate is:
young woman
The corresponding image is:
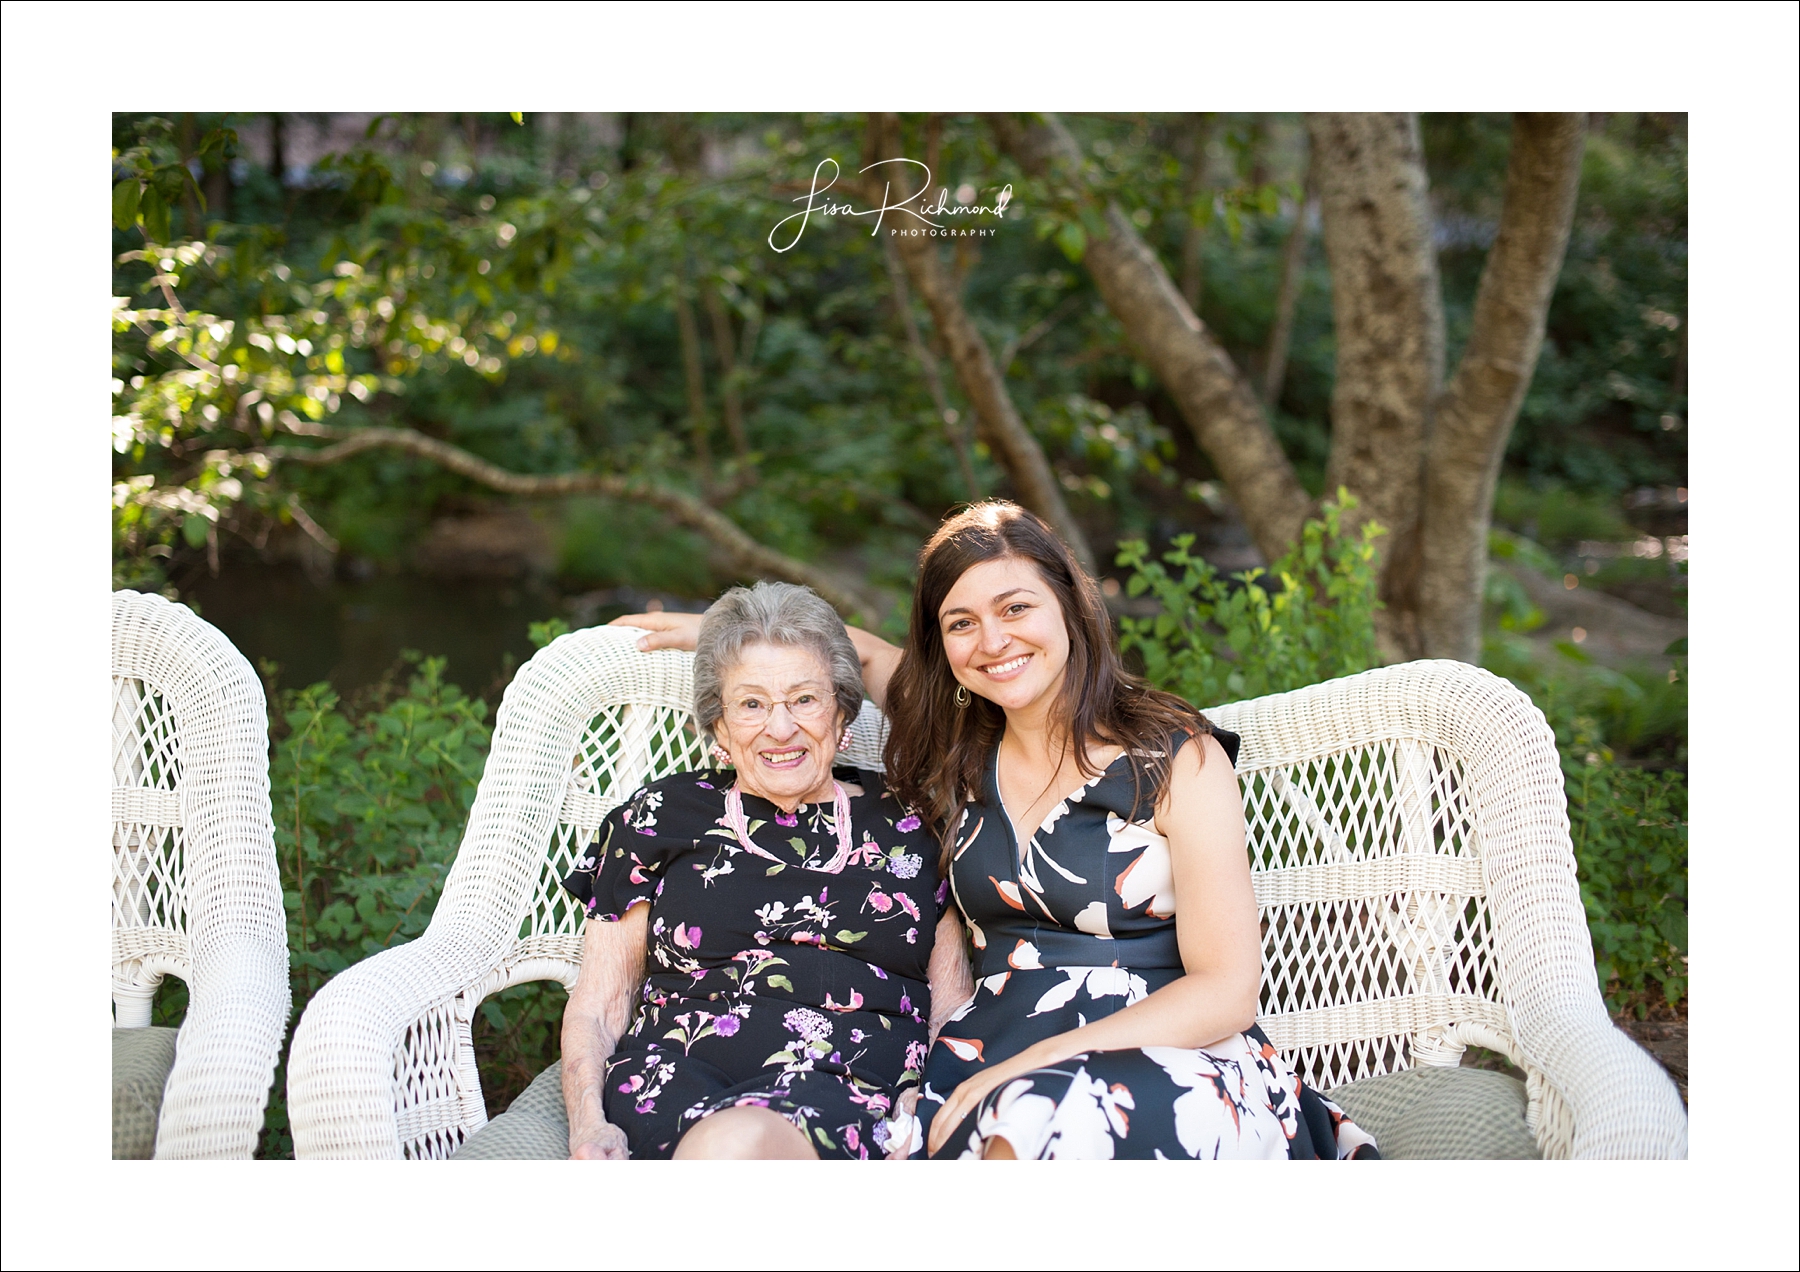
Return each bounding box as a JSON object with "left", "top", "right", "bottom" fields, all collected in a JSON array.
[{"left": 619, "top": 501, "right": 1376, "bottom": 1160}]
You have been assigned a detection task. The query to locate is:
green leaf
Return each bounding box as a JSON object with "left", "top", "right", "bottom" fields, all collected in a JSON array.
[
  {"left": 765, "top": 863, "right": 786, "bottom": 875},
  {"left": 480, "top": 1001, "right": 508, "bottom": 1030},
  {"left": 182, "top": 514, "right": 210, "bottom": 548},
  {"left": 1663, "top": 637, "right": 1687, "bottom": 656},
  {"left": 112, "top": 179, "right": 141, "bottom": 231},
  {"left": 833, "top": 929, "right": 867, "bottom": 944},
  {"left": 765, "top": 974, "right": 794, "bottom": 991},
  {"left": 1554, "top": 640, "right": 1594, "bottom": 664},
  {"left": 510, "top": 112, "right": 524, "bottom": 125},
  {"left": 141, "top": 185, "right": 171, "bottom": 243},
  {"left": 1054, "top": 220, "right": 1086, "bottom": 264}
]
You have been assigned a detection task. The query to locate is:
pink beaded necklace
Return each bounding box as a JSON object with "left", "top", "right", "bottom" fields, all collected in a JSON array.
[{"left": 723, "top": 780, "right": 854, "bottom": 874}]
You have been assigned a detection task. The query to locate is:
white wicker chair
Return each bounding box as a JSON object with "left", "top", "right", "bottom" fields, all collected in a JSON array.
[
  {"left": 286, "top": 627, "right": 1684, "bottom": 1158},
  {"left": 112, "top": 589, "right": 291, "bottom": 1158}
]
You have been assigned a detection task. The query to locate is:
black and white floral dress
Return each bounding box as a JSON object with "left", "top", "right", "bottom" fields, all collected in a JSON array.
[
  {"left": 563, "top": 766, "right": 943, "bottom": 1160},
  {"left": 917, "top": 730, "right": 1379, "bottom": 1160}
]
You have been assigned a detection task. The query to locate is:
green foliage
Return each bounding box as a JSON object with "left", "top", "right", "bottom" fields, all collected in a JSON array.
[
  {"left": 1492, "top": 478, "right": 1639, "bottom": 547},
  {"left": 527, "top": 617, "right": 571, "bottom": 649},
  {"left": 1509, "top": 657, "right": 1686, "bottom": 1014},
  {"left": 557, "top": 497, "right": 718, "bottom": 594},
  {"left": 1116, "top": 492, "right": 1383, "bottom": 706},
  {"left": 1565, "top": 757, "right": 1687, "bottom": 1016},
  {"left": 272, "top": 654, "right": 489, "bottom": 993},
  {"left": 1428, "top": 113, "right": 1688, "bottom": 495}
]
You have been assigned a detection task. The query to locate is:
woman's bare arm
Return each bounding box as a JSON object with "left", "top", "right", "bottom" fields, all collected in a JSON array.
[
  {"left": 927, "top": 733, "right": 1261, "bottom": 1153},
  {"left": 610, "top": 611, "right": 702, "bottom": 652},
  {"left": 925, "top": 908, "right": 975, "bottom": 1045},
  {"left": 562, "top": 903, "right": 649, "bottom": 1159}
]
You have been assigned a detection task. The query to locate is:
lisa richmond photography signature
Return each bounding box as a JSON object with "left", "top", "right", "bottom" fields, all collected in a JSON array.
[{"left": 769, "top": 157, "right": 1013, "bottom": 253}]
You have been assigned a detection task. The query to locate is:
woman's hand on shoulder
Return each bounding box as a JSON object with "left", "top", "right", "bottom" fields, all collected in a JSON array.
[
  {"left": 610, "top": 611, "right": 703, "bottom": 652},
  {"left": 570, "top": 1120, "right": 630, "bottom": 1160}
]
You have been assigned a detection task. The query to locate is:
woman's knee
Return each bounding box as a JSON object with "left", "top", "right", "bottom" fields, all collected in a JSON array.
[{"left": 672, "top": 1106, "right": 818, "bottom": 1160}]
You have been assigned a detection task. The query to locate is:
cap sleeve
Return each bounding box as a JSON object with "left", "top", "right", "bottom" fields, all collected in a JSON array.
[
  {"left": 1206, "top": 723, "right": 1241, "bottom": 768},
  {"left": 561, "top": 784, "right": 676, "bottom": 923}
]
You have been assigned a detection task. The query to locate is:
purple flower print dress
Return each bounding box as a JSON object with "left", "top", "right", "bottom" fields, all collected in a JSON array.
[
  {"left": 917, "top": 729, "right": 1380, "bottom": 1160},
  {"left": 563, "top": 765, "right": 943, "bottom": 1160}
]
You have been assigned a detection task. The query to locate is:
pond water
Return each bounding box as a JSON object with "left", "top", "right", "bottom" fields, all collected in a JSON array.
[{"left": 186, "top": 565, "right": 706, "bottom": 702}]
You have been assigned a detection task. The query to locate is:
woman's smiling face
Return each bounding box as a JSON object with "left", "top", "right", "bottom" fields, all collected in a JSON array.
[
  {"left": 937, "top": 556, "right": 1071, "bottom": 718},
  {"left": 717, "top": 642, "right": 843, "bottom": 811}
]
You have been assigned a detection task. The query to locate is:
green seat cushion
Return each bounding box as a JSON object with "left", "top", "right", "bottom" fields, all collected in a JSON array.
[
  {"left": 451, "top": 1060, "right": 569, "bottom": 1160},
  {"left": 113, "top": 1026, "right": 179, "bottom": 1159},
  {"left": 1327, "top": 1065, "right": 1540, "bottom": 1159}
]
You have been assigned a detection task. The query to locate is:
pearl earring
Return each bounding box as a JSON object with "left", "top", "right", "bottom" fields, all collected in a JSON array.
[
  {"left": 710, "top": 744, "right": 733, "bottom": 768},
  {"left": 839, "top": 726, "right": 854, "bottom": 750}
]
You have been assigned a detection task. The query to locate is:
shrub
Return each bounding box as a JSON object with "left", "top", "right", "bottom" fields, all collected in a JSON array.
[
  {"left": 1486, "top": 643, "right": 1689, "bottom": 1015},
  {"left": 1115, "top": 490, "right": 1383, "bottom": 706}
]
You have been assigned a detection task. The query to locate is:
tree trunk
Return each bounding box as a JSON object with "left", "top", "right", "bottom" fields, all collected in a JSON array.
[
  {"left": 1000, "top": 113, "right": 1584, "bottom": 667},
  {"left": 1308, "top": 113, "right": 1446, "bottom": 656},
  {"left": 1179, "top": 116, "right": 1213, "bottom": 314},
  {"left": 701, "top": 283, "right": 750, "bottom": 460},
  {"left": 1418, "top": 114, "right": 1587, "bottom": 661},
  {"left": 1261, "top": 164, "right": 1313, "bottom": 409},
  {"left": 871, "top": 114, "right": 1095, "bottom": 571},
  {"left": 672, "top": 275, "right": 714, "bottom": 484},
  {"left": 270, "top": 113, "right": 286, "bottom": 185},
  {"left": 883, "top": 238, "right": 982, "bottom": 501},
  {"left": 996, "top": 115, "right": 1312, "bottom": 564}
]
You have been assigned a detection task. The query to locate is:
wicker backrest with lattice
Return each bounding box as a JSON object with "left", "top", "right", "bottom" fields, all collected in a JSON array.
[
  {"left": 112, "top": 590, "right": 291, "bottom": 1158},
  {"left": 1212, "top": 660, "right": 1683, "bottom": 1157},
  {"left": 288, "top": 631, "right": 1684, "bottom": 1159}
]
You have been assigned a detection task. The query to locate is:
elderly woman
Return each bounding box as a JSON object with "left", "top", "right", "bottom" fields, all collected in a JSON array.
[{"left": 562, "top": 581, "right": 967, "bottom": 1160}]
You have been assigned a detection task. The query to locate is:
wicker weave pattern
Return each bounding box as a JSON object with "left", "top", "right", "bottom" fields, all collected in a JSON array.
[
  {"left": 111, "top": 590, "right": 291, "bottom": 1158},
  {"left": 286, "top": 631, "right": 1684, "bottom": 1158},
  {"left": 1210, "top": 660, "right": 1685, "bottom": 1158}
]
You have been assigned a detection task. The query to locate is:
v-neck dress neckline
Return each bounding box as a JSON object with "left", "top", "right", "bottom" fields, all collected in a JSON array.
[{"left": 991, "top": 737, "right": 1129, "bottom": 868}]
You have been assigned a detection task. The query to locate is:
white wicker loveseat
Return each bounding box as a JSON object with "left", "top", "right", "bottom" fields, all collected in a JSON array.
[
  {"left": 286, "top": 624, "right": 1685, "bottom": 1158},
  {"left": 112, "top": 590, "right": 291, "bottom": 1158}
]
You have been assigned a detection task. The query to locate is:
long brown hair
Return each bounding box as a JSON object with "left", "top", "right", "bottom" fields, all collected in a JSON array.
[{"left": 884, "top": 501, "right": 1214, "bottom": 868}]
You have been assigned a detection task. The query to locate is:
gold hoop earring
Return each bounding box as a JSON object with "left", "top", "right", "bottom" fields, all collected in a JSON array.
[{"left": 954, "top": 685, "right": 971, "bottom": 709}]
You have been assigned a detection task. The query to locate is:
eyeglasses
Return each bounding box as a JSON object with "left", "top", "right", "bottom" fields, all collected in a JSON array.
[{"left": 722, "top": 692, "right": 834, "bottom": 729}]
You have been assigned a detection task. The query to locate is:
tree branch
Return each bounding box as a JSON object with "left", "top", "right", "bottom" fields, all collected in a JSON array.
[
  {"left": 1260, "top": 161, "right": 1314, "bottom": 409},
  {"left": 1419, "top": 113, "right": 1588, "bottom": 661},
  {"left": 261, "top": 427, "right": 884, "bottom": 621},
  {"left": 672, "top": 272, "right": 715, "bottom": 485},
  {"left": 869, "top": 113, "right": 1096, "bottom": 573},
  {"left": 996, "top": 114, "right": 1311, "bottom": 564},
  {"left": 701, "top": 282, "right": 751, "bottom": 460},
  {"left": 881, "top": 236, "right": 981, "bottom": 502}
]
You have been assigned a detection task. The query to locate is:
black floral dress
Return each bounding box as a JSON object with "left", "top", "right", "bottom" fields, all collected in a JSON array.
[
  {"left": 563, "top": 766, "right": 943, "bottom": 1160},
  {"left": 917, "top": 730, "right": 1379, "bottom": 1160}
]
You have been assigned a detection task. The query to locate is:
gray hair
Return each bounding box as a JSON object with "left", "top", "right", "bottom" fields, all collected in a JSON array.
[{"left": 693, "top": 581, "right": 863, "bottom": 745}]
